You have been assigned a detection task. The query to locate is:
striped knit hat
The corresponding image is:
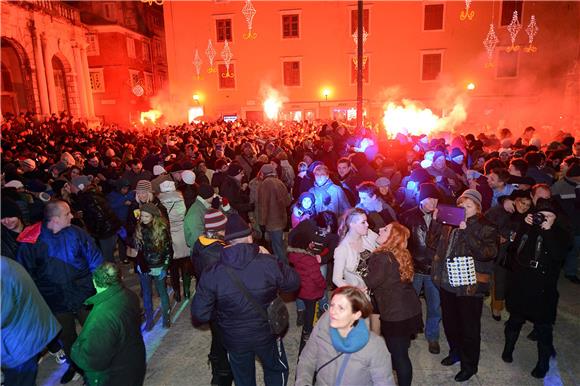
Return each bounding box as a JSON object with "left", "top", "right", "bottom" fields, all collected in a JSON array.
[
  {"left": 204, "top": 209, "right": 227, "bottom": 232},
  {"left": 135, "top": 179, "right": 152, "bottom": 193}
]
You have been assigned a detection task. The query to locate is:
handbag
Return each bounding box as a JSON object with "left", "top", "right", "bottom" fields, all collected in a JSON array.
[
  {"left": 446, "top": 256, "right": 477, "bottom": 287},
  {"left": 312, "top": 352, "right": 344, "bottom": 385},
  {"left": 225, "top": 267, "right": 289, "bottom": 336}
]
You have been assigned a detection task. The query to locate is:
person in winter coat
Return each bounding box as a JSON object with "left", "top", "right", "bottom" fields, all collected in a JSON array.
[
  {"left": 257, "top": 164, "right": 292, "bottom": 264},
  {"left": 356, "top": 181, "right": 398, "bottom": 231},
  {"left": 156, "top": 175, "right": 193, "bottom": 302},
  {"left": 133, "top": 202, "right": 173, "bottom": 330},
  {"left": 1, "top": 256, "right": 62, "bottom": 386},
  {"left": 190, "top": 209, "right": 233, "bottom": 386},
  {"left": 295, "top": 286, "right": 395, "bottom": 386},
  {"left": 1, "top": 198, "right": 25, "bottom": 260},
  {"left": 288, "top": 220, "right": 327, "bottom": 354},
  {"left": 106, "top": 178, "right": 134, "bottom": 264},
  {"left": 16, "top": 200, "right": 104, "bottom": 383},
  {"left": 191, "top": 214, "right": 300, "bottom": 386},
  {"left": 429, "top": 189, "right": 498, "bottom": 382},
  {"left": 71, "top": 263, "right": 146, "bottom": 386},
  {"left": 291, "top": 192, "right": 317, "bottom": 228},
  {"left": 308, "top": 164, "right": 351, "bottom": 218},
  {"left": 220, "top": 162, "right": 252, "bottom": 222},
  {"left": 184, "top": 183, "right": 230, "bottom": 249},
  {"left": 502, "top": 199, "right": 572, "bottom": 379},
  {"left": 365, "top": 222, "right": 422, "bottom": 386}
]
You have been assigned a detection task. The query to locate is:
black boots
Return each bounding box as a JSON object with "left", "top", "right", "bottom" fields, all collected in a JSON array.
[
  {"left": 208, "top": 353, "right": 233, "bottom": 386},
  {"left": 502, "top": 325, "right": 521, "bottom": 363},
  {"left": 531, "top": 339, "right": 552, "bottom": 378}
]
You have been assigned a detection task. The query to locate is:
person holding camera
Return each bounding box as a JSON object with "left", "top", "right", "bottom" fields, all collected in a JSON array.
[
  {"left": 502, "top": 198, "right": 572, "bottom": 379},
  {"left": 429, "top": 189, "right": 498, "bottom": 382}
]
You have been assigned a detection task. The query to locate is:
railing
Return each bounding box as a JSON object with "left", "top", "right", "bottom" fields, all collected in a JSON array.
[{"left": 20, "top": 1, "right": 81, "bottom": 25}]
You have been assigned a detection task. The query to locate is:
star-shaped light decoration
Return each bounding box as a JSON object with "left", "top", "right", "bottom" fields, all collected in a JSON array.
[
  {"left": 221, "top": 40, "right": 234, "bottom": 78},
  {"left": 506, "top": 11, "right": 522, "bottom": 52},
  {"left": 205, "top": 39, "right": 216, "bottom": 73},
  {"left": 193, "top": 49, "right": 202, "bottom": 80},
  {"left": 524, "top": 15, "right": 539, "bottom": 53},
  {"left": 352, "top": 28, "right": 368, "bottom": 47},
  {"left": 242, "top": 0, "right": 257, "bottom": 39},
  {"left": 483, "top": 23, "right": 499, "bottom": 68}
]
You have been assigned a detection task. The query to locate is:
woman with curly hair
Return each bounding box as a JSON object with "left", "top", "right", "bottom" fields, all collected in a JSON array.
[
  {"left": 133, "top": 202, "right": 173, "bottom": 330},
  {"left": 365, "top": 222, "right": 422, "bottom": 386}
]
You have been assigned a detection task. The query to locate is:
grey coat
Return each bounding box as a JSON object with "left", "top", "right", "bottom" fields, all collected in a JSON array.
[{"left": 296, "top": 312, "right": 395, "bottom": 386}]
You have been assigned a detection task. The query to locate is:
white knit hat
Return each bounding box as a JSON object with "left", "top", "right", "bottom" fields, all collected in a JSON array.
[
  {"left": 181, "top": 170, "right": 196, "bottom": 185},
  {"left": 153, "top": 165, "right": 166, "bottom": 176}
]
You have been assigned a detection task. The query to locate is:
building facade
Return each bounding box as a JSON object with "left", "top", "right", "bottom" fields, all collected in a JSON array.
[
  {"left": 165, "top": 1, "right": 580, "bottom": 130},
  {"left": 1, "top": 1, "right": 94, "bottom": 120}
]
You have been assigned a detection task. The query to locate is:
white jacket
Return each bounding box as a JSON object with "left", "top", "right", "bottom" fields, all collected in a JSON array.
[{"left": 332, "top": 230, "right": 378, "bottom": 289}]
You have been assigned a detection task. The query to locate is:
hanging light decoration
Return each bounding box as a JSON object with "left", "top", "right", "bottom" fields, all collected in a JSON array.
[
  {"left": 140, "top": 0, "right": 163, "bottom": 5},
  {"left": 193, "top": 49, "right": 202, "bottom": 80},
  {"left": 242, "top": 0, "right": 257, "bottom": 39},
  {"left": 506, "top": 11, "right": 522, "bottom": 52},
  {"left": 460, "top": 0, "right": 475, "bottom": 21},
  {"left": 221, "top": 40, "right": 234, "bottom": 78},
  {"left": 352, "top": 28, "right": 369, "bottom": 70},
  {"left": 205, "top": 39, "right": 217, "bottom": 73},
  {"left": 483, "top": 23, "right": 499, "bottom": 68},
  {"left": 524, "top": 15, "right": 539, "bottom": 53}
]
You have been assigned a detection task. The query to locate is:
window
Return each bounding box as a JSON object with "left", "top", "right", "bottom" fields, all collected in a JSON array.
[
  {"left": 350, "top": 56, "right": 369, "bottom": 84},
  {"left": 282, "top": 14, "right": 299, "bottom": 38},
  {"left": 283, "top": 61, "right": 301, "bottom": 86},
  {"left": 144, "top": 72, "right": 154, "bottom": 95},
  {"left": 126, "top": 37, "right": 136, "bottom": 58},
  {"left": 157, "top": 72, "right": 166, "bottom": 90},
  {"left": 501, "top": 0, "right": 523, "bottom": 26},
  {"left": 350, "top": 9, "right": 370, "bottom": 34},
  {"left": 216, "top": 19, "right": 233, "bottom": 42},
  {"left": 142, "top": 41, "right": 151, "bottom": 62},
  {"left": 103, "top": 3, "right": 116, "bottom": 21},
  {"left": 86, "top": 33, "right": 99, "bottom": 56},
  {"left": 218, "top": 64, "right": 235, "bottom": 89},
  {"left": 497, "top": 50, "right": 518, "bottom": 78},
  {"left": 129, "top": 69, "right": 141, "bottom": 88},
  {"left": 421, "top": 52, "right": 442, "bottom": 81},
  {"left": 424, "top": 4, "right": 444, "bottom": 31},
  {"left": 153, "top": 40, "right": 163, "bottom": 59},
  {"left": 89, "top": 69, "right": 105, "bottom": 92}
]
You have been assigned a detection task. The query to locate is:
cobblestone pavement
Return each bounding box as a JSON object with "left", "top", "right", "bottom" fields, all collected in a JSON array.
[{"left": 37, "top": 268, "right": 580, "bottom": 386}]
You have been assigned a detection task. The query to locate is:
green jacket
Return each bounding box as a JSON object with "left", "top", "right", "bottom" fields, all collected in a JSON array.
[
  {"left": 184, "top": 197, "right": 209, "bottom": 249},
  {"left": 71, "top": 284, "right": 146, "bottom": 386}
]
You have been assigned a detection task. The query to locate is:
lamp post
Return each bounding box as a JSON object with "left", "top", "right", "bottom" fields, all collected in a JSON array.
[{"left": 323, "top": 89, "right": 330, "bottom": 101}]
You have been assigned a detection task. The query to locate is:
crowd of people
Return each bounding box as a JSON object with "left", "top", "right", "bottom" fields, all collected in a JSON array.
[{"left": 1, "top": 111, "right": 580, "bottom": 386}]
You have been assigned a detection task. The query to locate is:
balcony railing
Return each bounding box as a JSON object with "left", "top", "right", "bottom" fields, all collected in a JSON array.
[{"left": 19, "top": 1, "right": 81, "bottom": 25}]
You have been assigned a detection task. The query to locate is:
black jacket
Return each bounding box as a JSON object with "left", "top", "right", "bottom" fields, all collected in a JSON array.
[
  {"left": 190, "top": 236, "right": 225, "bottom": 281},
  {"left": 77, "top": 190, "right": 121, "bottom": 239},
  {"left": 400, "top": 206, "right": 441, "bottom": 275},
  {"left": 191, "top": 243, "right": 300, "bottom": 352},
  {"left": 135, "top": 223, "right": 173, "bottom": 272},
  {"left": 220, "top": 176, "right": 252, "bottom": 221}
]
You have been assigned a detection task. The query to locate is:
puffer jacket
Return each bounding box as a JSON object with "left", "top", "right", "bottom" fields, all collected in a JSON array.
[
  {"left": 399, "top": 207, "right": 441, "bottom": 275},
  {"left": 190, "top": 236, "right": 225, "bottom": 281},
  {"left": 429, "top": 214, "right": 498, "bottom": 297},
  {"left": 295, "top": 312, "right": 395, "bottom": 386},
  {"left": 158, "top": 190, "right": 190, "bottom": 259},
  {"left": 77, "top": 189, "right": 121, "bottom": 239},
  {"left": 191, "top": 243, "right": 300, "bottom": 352},
  {"left": 135, "top": 222, "right": 173, "bottom": 272},
  {"left": 16, "top": 223, "right": 104, "bottom": 313},
  {"left": 288, "top": 247, "right": 326, "bottom": 300},
  {"left": 308, "top": 178, "right": 352, "bottom": 217}
]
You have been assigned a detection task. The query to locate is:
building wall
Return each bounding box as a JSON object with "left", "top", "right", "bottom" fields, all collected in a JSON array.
[
  {"left": 1, "top": 1, "right": 94, "bottom": 120},
  {"left": 164, "top": 1, "right": 580, "bottom": 130}
]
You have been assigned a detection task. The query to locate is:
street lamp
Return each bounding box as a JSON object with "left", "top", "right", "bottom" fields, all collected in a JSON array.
[
  {"left": 322, "top": 88, "right": 330, "bottom": 101},
  {"left": 467, "top": 82, "right": 476, "bottom": 91}
]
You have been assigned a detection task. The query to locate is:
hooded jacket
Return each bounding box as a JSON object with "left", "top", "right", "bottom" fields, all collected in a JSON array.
[
  {"left": 190, "top": 235, "right": 226, "bottom": 281},
  {"left": 308, "top": 178, "right": 351, "bottom": 218},
  {"left": 287, "top": 247, "right": 326, "bottom": 300},
  {"left": 158, "top": 190, "right": 190, "bottom": 259},
  {"left": 191, "top": 243, "right": 300, "bottom": 351}
]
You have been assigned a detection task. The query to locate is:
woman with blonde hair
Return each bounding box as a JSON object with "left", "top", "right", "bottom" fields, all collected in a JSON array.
[{"left": 365, "top": 222, "right": 422, "bottom": 386}]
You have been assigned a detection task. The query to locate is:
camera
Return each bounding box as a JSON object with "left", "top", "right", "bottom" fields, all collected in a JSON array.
[{"left": 532, "top": 212, "right": 546, "bottom": 226}]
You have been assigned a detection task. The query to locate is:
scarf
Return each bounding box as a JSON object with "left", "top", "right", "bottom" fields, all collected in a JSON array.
[{"left": 330, "top": 318, "right": 369, "bottom": 353}]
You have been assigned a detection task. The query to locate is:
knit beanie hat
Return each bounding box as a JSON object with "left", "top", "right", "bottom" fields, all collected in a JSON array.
[
  {"left": 260, "top": 164, "right": 276, "bottom": 177},
  {"left": 458, "top": 189, "right": 482, "bottom": 209},
  {"left": 224, "top": 213, "right": 252, "bottom": 241},
  {"left": 198, "top": 184, "right": 214, "bottom": 200},
  {"left": 227, "top": 163, "right": 244, "bottom": 177},
  {"left": 135, "top": 180, "right": 153, "bottom": 193},
  {"left": 21, "top": 158, "right": 36, "bottom": 170},
  {"left": 409, "top": 167, "right": 432, "bottom": 184},
  {"left": 71, "top": 176, "right": 91, "bottom": 191},
  {"left": 1, "top": 198, "right": 22, "bottom": 219},
  {"left": 450, "top": 148, "right": 464, "bottom": 159},
  {"left": 4, "top": 180, "right": 24, "bottom": 189},
  {"left": 204, "top": 208, "right": 227, "bottom": 232},
  {"left": 181, "top": 170, "right": 196, "bottom": 185},
  {"left": 418, "top": 183, "right": 440, "bottom": 202},
  {"left": 140, "top": 202, "right": 161, "bottom": 217},
  {"left": 153, "top": 165, "right": 166, "bottom": 176},
  {"left": 375, "top": 177, "right": 390, "bottom": 188},
  {"left": 432, "top": 151, "right": 446, "bottom": 162}
]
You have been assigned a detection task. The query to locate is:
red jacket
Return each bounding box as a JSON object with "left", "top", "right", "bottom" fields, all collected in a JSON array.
[{"left": 288, "top": 248, "right": 326, "bottom": 300}]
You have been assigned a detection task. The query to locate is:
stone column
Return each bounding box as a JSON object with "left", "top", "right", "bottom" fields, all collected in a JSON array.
[
  {"left": 72, "top": 43, "right": 88, "bottom": 117},
  {"left": 41, "top": 34, "right": 58, "bottom": 113},
  {"left": 80, "top": 46, "right": 95, "bottom": 118},
  {"left": 30, "top": 25, "right": 50, "bottom": 115}
]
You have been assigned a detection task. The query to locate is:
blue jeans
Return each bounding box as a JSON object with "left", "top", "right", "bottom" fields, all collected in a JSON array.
[
  {"left": 564, "top": 235, "right": 580, "bottom": 276},
  {"left": 413, "top": 273, "right": 441, "bottom": 341},
  {"left": 2, "top": 355, "right": 38, "bottom": 386},
  {"left": 296, "top": 264, "right": 328, "bottom": 312},
  {"left": 139, "top": 270, "right": 170, "bottom": 322},
  {"left": 268, "top": 230, "right": 287, "bottom": 265},
  {"left": 228, "top": 338, "right": 289, "bottom": 386}
]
